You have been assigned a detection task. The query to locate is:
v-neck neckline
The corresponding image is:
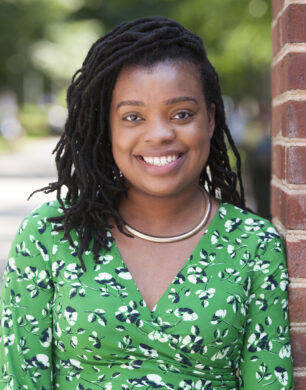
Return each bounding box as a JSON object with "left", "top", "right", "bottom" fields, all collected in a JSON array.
[{"left": 109, "top": 201, "right": 222, "bottom": 316}]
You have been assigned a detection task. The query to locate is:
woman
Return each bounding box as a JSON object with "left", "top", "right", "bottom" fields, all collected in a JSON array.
[{"left": 0, "top": 16, "right": 293, "bottom": 389}]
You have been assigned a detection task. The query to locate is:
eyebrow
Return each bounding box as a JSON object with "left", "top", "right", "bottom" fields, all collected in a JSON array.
[
  {"left": 165, "top": 96, "right": 199, "bottom": 105},
  {"left": 116, "top": 96, "right": 199, "bottom": 111},
  {"left": 116, "top": 100, "right": 145, "bottom": 110}
]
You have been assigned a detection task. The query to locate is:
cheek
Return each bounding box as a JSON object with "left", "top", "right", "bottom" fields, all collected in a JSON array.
[
  {"left": 111, "top": 124, "right": 125, "bottom": 153},
  {"left": 111, "top": 132, "right": 134, "bottom": 171},
  {"left": 186, "top": 125, "right": 211, "bottom": 150},
  {"left": 187, "top": 127, "right": 211, "bottom": 169},
  {"left": 111, "top": 141, "right": 125, "bottom": 165}
]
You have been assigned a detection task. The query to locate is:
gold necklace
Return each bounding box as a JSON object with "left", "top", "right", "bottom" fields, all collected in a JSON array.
[{"left": 124, "top": 188, "right": 211, "bottom": 243}]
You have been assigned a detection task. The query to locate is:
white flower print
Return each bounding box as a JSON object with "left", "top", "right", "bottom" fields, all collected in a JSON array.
[
  {"left": 64, "top": 306, "right": 78, "bottom": 326},
  {"left": 211, "top": 309, "right": 227, "bottom": 325},
  {"left": 173, "top": 308, "right": 198, "bottom": 321}
]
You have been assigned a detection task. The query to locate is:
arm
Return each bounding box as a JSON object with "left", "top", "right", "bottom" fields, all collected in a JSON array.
[
  {"left": 239, "top": 232, "right": 294, "bottom": 389},
  {"left": 0, "top": 212, "right": 54, "bottom": 390}
]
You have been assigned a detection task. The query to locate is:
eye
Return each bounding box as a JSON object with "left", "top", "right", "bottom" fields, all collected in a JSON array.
[
  {"left": 123, "top": 113, "right": 142, "bottom": 122},
  {"left": 172, "top": 111, "right": 194, "bottom": 120}
]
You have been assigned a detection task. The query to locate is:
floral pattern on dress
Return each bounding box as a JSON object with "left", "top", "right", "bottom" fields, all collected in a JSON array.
[{"left": 0, "top": 201, "right": 294, "bottom": 389}]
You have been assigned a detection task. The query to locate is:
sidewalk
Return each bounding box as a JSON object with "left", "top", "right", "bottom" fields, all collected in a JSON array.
[{"left": 0, "top": 137, "right": 59, "bottom": 284}]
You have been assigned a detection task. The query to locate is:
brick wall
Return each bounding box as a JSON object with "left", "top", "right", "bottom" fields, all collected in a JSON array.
[{"left": 271, "top": 1, "right": 306, "bottom": 388}]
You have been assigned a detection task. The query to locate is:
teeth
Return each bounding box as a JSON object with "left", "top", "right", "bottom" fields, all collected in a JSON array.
[
  {"left": 153, "top": 157, "right": 159, "bottom": 165},
  {"left": 142, "top": 154, "right": 179, "bottom": 166}
]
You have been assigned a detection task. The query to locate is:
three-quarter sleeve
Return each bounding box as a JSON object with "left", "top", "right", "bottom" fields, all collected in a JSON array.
[
  {"left": 0, "top": 213, "right": 54, "bottom": 390},
  {"left": 239, "top": 233, "right": 294, "bottom": 389}
]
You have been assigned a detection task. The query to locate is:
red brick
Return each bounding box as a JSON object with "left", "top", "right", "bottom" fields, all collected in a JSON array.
[
  {"left": 287, "top": 193, "right": 306, "bottom": 229},
  {"left": 272, "top": 1, "right": 306, "bottom": 382},
  {"left": 272, "top": 53, "right": 306, "bottom": 97},
  {"left": 271, "top": 57, "right": 283, "bottom": 97},
  {"left": 287, "top": 240, "right": 306, "bottom": 278},
  {"left": 289, "top": 287, "right": 306, "bottom": 323},
  {"left": 272, "top": 5, "right": 306, "bottom": 57},
  {"left": 270, "top": 183, "right": 281, "bottom": 221},
  {"left": 272, "top": 0, "right": 284, "bottom": 19},
  {"left": 291, "top": 331, "right": 306, "bottom": 367},
  {"left": 287, "top": 52, "right": 306, "bottom": 91},
  {"left": 287, "top": 146, "right": 306, "bottom": 184},
  {"left": 271, "top": 184, "right": 288, "bottom": 227},
  {"left": 271, "top": 185, "right": 306, "bottom": 229},
  {"left": 286, "top": 5, "right": 306, "bottom": 44},
  {"left": 295, "top": 376, "right": 306, "bottom": 390},
  {"left": 271, "top": 184, "right": 286, "bottom": 225},
  {"left": 282, "top": 101, "right": 306, "bottom": 138},
  {"left": 272, "top": 18, "right": 281, "bottom": 57},
  {"left": 289, "top": 195, "right": 306, "bottom": 229},
  {"left": 272, "top": 144, "right": 286, "bottom": 180},
  {"left": 271, "top": 104, "right": 281, "bottom": 137},
  {"left": 272, "top": 103, "right": 306, "bottom": 138}
]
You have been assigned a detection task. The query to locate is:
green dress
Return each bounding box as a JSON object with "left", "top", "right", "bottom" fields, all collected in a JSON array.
[{"left": 0, "top": 200, "right": 294, "bottom": 389}]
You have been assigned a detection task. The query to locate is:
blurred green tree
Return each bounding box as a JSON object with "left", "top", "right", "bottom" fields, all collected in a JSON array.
[
  {"left": 0, "top": 0, "right": 75, "bottom": 100},
  {"left": 172, "top": 0, "right": 271, "bottom": 104},
  {"left": 0, "top": 0, "right": 271, "bottom": 106}
]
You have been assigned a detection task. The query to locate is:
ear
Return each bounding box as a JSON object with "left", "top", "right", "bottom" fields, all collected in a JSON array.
[{"left": 208, "top": 104, "right": 216, "bottom": 139}]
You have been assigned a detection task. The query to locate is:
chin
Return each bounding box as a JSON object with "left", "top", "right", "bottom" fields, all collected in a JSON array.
[{"left": 130, "top": 181, "right": 195, "bottom": 198}]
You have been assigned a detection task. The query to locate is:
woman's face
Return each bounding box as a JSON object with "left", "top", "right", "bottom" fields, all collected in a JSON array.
[{"left": 109, "top": 61, "right": 215, "bottom": 198}]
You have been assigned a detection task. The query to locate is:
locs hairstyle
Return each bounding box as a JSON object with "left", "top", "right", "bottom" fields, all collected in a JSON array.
[{"left": 33, "top": 16, "right": 246, "bottom": 271}]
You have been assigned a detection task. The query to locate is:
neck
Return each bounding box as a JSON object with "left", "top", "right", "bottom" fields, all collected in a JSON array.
[{"left": 118, "top": 186, "right": 207, "bottom": 236}]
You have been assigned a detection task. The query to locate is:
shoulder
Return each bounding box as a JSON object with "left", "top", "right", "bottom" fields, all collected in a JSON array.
[
  {"left": 217, "top": 202, "right": 279, "bottom": 235},
  {"left": 22, "top": 199, "right": 66, "bottom": 227},
  {"left": 211, "top": 204, "right": 288, "bottom": 284},
  {"left": 27, "top": 199, "right": 66, "bottom": 221},
  {"left": 4, "top": 200, "right": 66, "bottom": 280},
  {"left": 15, "top": 200, "right": 66, "bottom": 243},
  {"left": 213, "top": 202, "right": 284, "bottom": 254},
  {"left": 218, "top": 202, "right": 268, "bottom": 222}
]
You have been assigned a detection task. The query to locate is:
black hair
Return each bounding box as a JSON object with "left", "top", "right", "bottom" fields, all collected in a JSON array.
[{"left": 32, "top": 16, "right": 246, "bottom": 271}]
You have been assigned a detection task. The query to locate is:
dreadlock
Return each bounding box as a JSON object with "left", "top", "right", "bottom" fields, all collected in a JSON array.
[{"left": 32, "top": 16, "right": 246, "bottom": 271}]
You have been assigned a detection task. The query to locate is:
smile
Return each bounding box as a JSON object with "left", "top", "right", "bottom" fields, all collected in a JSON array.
[{"left": 141, "top": 154, "right": 181, "bottom": 166}]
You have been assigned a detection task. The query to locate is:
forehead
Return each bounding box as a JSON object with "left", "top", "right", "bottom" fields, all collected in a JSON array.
[{"left": 111, "top": 60, "right": 204, "bottom": 102}]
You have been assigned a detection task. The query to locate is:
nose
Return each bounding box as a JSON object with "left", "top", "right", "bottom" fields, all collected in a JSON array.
[{"left": 143, "top": 119, "right": 176, "bottom": 144}]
